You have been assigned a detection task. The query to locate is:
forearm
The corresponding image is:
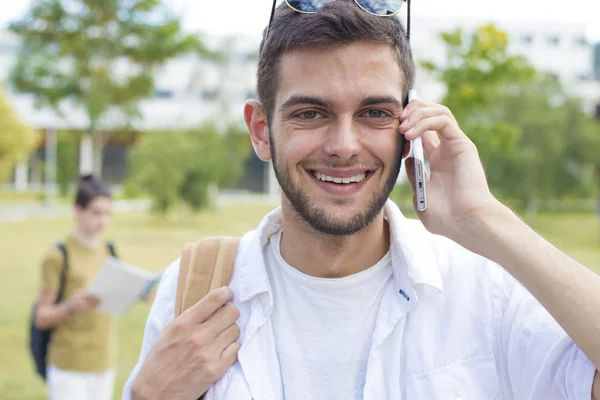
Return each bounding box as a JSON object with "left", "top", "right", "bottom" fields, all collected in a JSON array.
[
  {"left": 464, "top": 201, "right": 600, "bottom": 370},
  {"left": 35, "top": 301, "right": 73, "bottom": 330}
]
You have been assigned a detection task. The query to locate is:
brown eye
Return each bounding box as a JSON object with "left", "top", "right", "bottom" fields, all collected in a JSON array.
[
  {"left": 364, "top": 109, "right": 389, "bottom": 118},
  {"left": 298, "top": 110, "right": 320, "bottom": 120}
]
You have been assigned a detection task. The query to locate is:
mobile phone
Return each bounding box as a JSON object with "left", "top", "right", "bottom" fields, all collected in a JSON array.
[{"left": 407, "top": 89, "right": 427, "bottom": 211}]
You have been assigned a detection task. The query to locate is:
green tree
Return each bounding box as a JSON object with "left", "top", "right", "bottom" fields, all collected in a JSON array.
[
  {"left": 8, "top": 0, "right": 204, "bottom": 178},
  {"left": 488, "top": 75, "right": 596, "bottom": 214},
  {"left": 0, "top": 86, "right": 39, "bottom": 183},
  {"left": 128, "top": 124, "right": 251, "bottom": 214},
  {"left": 128, "top": 131, "right": 189, "bottom": 213},
  {"left": 421, "top": 24, "right": 534, "bottom": 168},
  {"left": 421, "top": 24, "right": 600, "bottom": 214},
  {"left": 421, "top": 24, "right": 535, "bottom": 128}
]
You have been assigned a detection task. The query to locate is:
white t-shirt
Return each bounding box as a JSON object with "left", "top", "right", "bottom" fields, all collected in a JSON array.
[{"left": 265, "top": 230, "right": 393, "bottom": 400}]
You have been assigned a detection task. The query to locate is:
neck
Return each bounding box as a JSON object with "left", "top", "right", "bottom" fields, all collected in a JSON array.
[
  {"left": 279, "top": 201, "right": 390, "bottom": 278},
  {"left": 71, "top": 227, "right": 101, "bottom": 249}
]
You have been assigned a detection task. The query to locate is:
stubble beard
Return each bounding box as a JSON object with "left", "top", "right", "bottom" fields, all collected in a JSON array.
[{"left": 269, "top": 136, "right": 403, "bottom": 237}]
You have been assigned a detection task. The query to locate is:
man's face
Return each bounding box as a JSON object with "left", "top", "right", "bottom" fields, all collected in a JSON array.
[
  {"left": 75, "top": 196, "right": 112, "bottom": 237},
  {"left": 265, "top": 41, "right": 407, "bottom": 236}
]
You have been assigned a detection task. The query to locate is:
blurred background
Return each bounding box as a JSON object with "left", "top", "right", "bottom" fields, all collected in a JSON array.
[{"left": 0, "top": 0, "right": 599, "bottom": 398}]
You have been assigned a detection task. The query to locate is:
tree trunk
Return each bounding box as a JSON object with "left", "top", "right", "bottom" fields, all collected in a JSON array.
[{"left": 91, "top": 131, "right": 110, "bottom": 179}]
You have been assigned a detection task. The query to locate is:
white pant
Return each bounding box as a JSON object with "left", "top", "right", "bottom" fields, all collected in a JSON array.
[{"left": 47, "top": 365, "right": 116, "bottom": 400}]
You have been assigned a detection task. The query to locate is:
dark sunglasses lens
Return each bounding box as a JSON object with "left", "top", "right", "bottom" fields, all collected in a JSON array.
[
  {"left": 356, "top": 0, "right": 403, "bottom": 15},
  {"left": 286, "top": 0, "right": 328, "bottom": 13}
]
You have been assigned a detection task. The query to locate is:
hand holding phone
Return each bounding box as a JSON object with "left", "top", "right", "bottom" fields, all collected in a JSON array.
[{"left": 407, "top": 89, "right": 427, "bottom": 211}]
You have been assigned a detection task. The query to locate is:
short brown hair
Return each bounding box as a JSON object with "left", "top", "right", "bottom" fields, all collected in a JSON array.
[{"left": 257, "top": 0, "right": 416, "bottom": 122}]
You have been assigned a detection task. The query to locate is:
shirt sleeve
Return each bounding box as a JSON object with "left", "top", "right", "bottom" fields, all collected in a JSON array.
[
  {"left": 496, "top": 266, "right": 596, "bottom": 399},
  {"left": 41, "top": 248, "right": 63, "bottom": 292},
  {"left": 122, "top": 258, "right": 180, "bottom": 400}
]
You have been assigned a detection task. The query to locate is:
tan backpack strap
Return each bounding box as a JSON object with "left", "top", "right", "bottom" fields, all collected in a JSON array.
[
  {"left": 175, "top": 242, "right": 193, "bottom": 318},
  {"left": 175, "top": 236, "right": 240, "bottom": 317}
]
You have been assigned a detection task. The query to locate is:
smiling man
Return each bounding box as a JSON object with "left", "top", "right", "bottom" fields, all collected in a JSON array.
[{"left": 123, "top": 1, "right": 600, "bottom": 399}]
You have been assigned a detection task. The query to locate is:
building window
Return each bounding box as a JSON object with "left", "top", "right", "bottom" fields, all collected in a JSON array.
[
  {"left": 201, "top": 90, "right": 218, "bottom": 101},
  {"left": 548, "top": 35, "right": 560, "bottom": 46},
  {"left": 577, "top": 73, "right": 591, "bottom": 82},
  {"left": 155, "top": 90, "right": 174, "bottom": 99},
  {"left": 520, "top": 35, "right": 533, "bottom": 45},
  {"left": 575, "top": 36, "right": 589, "bottom": 47}
]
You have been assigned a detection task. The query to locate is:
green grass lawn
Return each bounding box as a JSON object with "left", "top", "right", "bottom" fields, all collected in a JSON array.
[{"left": 0, "top": 204, "right": 598, "bottom": 399}]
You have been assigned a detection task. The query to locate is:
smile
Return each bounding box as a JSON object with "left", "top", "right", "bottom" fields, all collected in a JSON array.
[
  {"left": 307, "top": 168, "right": 375, "bottom": 196},
  {"left": 311, "top": 171, "right": 367, "bottom": 184}
]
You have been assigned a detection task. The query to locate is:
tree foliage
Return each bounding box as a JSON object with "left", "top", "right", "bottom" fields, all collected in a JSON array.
[
  {"left": 0, "top": 86, "right": 39, "bottom": 183},
  {"left": 128, "top": 124, "right": 252, "bottom": 214},
  {"left": 422, "top": 24, "right": 600, "bottom": 214},
  {"left": 8, "top": 0, "right": 203, "bottom": 177}
]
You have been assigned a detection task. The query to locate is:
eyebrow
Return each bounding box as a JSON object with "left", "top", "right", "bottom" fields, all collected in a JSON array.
[
  {"left": 278, "top": 95, "right": 403, "bottom": 113},
  {"left": 359, "top": 96, "right": 403, "bottom": 108},
  {"left": 279, "top": 95, "right": 333, "bottom": 112}
]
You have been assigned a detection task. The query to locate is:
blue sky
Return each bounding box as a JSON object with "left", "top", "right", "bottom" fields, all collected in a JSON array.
[{"left": 1, "top": 0, "right": 599, "bottom": 41}]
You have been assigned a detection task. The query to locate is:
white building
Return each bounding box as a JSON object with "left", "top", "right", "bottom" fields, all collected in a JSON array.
[{"left": 1, "top": 16, "right": 598, "bottom": 192}]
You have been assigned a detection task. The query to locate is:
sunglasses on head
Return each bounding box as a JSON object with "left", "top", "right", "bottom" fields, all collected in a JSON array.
[{"left": 266, "top": 0, "right": 412, "bottom": 41}]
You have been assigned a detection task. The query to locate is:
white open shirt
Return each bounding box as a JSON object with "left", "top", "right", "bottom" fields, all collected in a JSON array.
[{"left": 123, "top": 200, "right": 595, "bottom": 399}]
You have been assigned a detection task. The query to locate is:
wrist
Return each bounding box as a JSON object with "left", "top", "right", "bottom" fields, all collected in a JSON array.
[
  {"left": 456, "top": 200, "right": 516, "bottom": 258},
  {"left": 131, "top": 377, "right": 157, "bottom": 400},
  {"left": 62, "top": 299, "right": 75, "bottom": 317}
]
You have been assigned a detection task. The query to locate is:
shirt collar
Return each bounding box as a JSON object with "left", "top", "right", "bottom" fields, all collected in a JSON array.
[
  {"left": 384, "top": 200, "right": 444, "bottom": 293},
  {"left": 235, "top": 200, "right": 443, "bottom": 304}
]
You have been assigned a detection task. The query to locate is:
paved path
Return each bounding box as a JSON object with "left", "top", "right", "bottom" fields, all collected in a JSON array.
[
  {"left": 0, "top": 199, "right": 152, "bottom": 223},
  {"left": 0, "top": 193, "right": 280, "bottom": 223}
]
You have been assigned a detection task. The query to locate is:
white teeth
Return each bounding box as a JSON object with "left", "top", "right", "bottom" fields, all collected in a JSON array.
[{"left": 313, "top": 171, "right": 366, "bottom": 184}]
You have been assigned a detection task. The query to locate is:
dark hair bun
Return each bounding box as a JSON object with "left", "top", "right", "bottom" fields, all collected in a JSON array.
[{"left": 75, "top": 174, "right": 111, "bottom": 208}]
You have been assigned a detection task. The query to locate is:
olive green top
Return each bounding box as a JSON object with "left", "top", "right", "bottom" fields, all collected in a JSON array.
[{"left": 41, "top": 235, "right": 116, "bottom": 372}]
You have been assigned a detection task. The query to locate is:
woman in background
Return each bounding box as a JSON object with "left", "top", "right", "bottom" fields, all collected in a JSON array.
[{"left": 35, "top": 174, "right": 118, "bottom": 400}]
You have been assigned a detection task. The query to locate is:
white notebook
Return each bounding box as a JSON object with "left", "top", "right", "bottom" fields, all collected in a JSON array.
[{"left": 86, "top": 256, "right": 163, "bottom": 316}]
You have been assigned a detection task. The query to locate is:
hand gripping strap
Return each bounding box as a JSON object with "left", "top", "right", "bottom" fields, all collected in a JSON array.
[{"left": 175, "top": 236, "right": 240, "bottom": 317}]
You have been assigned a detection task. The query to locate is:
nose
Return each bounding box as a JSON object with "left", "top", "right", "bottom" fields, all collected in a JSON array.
[{"left": 323, "top": 116, "right": 361, "bottom": 162}]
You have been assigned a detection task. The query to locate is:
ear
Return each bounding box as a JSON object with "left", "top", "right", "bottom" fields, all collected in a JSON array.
[
  {"left": 244, "top": 100, "right": 272, "bottom": 161},
  {"left": 73, "top": 204, "right": 82, "bottom": 219}
]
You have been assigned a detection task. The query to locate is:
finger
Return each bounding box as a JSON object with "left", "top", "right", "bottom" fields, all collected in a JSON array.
[
  {"left": 183, "top": 286, "right": 234, "bottom": 324},
  {"left": 401, "top": 98, "right": 433, "bottom": 117},
  {"left": 220, "top": 340, "right": 241, "bottom": 365},
  {"left": 213, "top": 323, "right": 241, "bottom": 352},
  {"left": 88, "top": 294, "right": 101, "bottom": 303},
  {"left": 405, "top": 115, "right": 463, "bottom": 142},
  {"left": 399, "top": 106, "right": 454, "bottom": 134},
  {"left": 202, "top": 304, "right": 240, "bottom": 340},
  {"left": 422, "top": 130, "right": 440, "bottom": 156}
]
